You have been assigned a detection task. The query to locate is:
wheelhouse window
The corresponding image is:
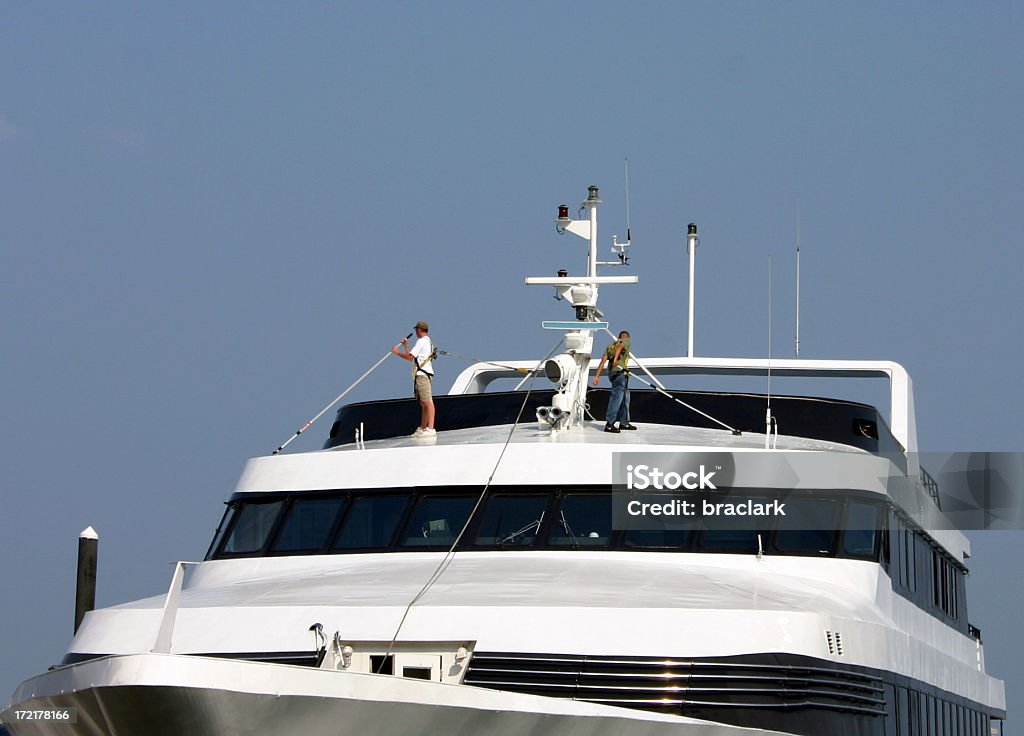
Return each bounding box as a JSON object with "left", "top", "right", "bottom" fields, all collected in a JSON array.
[
  {"left": 474, "top": 493, "right": 552, "bottom": 547},
  {"left": 205, "top": 504, "right": 237, "bottom": 559},
  {"left": 207, "top": 485, "right": 937, "bottom": 601},
  {"left": 550, "top": 493, "right": 612, "bottom": 547},
  {"left": 772, "top": 498, "right": 840, "bottom": 555},
  {"left": 623, "top": 523, "right": 699, "bottom": 549},
  {"left": 331, "top": 494, "right": 410, "bottom": 550},
  {"left": 220, "top": 499, "right": 284, "bottom": 555},
  {"left": 399, "top": 495, "right": 477, "bottom": 550},
  {"left": 271, "top": 496, "right": 348, "bottom": 553},
  {"left": 842, "top": 500, "right": 881, "bottom": 559},
  {"left": 697, "top": 496, "right": 770, "bottom": 553}
]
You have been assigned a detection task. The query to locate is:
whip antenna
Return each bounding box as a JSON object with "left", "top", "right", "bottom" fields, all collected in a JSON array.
[
  {"left": 624, "top": 158, "right": 632, "bottom": 245},
  {"left": 608, "top": 159, "right": 633, "bottom": 265},
  {"left": 795, "top": 202, "right": 801, "bottom": 358},
  {"left": 766, "top": 255, "right": 777, "bottom": 449}
]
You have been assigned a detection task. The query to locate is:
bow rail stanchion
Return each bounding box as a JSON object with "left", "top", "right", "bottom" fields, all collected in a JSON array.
[{"left": 272, "top": 333, "right": 413, "bottom": 455}]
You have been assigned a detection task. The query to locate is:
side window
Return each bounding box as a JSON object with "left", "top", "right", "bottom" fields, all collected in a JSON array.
[
  {"left": 271, "top": 496, "right": 348, "bottom": 553},
  {"left": 772, "top": 498, "right": 840, "bottom": 555},
  {"left": 332, "top": 494, "right": 410, "bottom": 550},
  {"left": 474, "top": 493, "right": 552, "bottom": 547},
  {"left": 220, "top": 500, "right": 285, "bottom": 555},
  {"left": 843, "top": 501, "right": 882, "bottom": 559},
  {"left": 206, "top": 503, "right": 237, "bottom": 559},
  {"left": 883, "top": 683, "right": 898, "bottom": 736},
  {"left": 550, "top": 493, "right": 612, "bottom": 547},
  {"left": 399, "top": 495, "right": 477, "bottom": 549},
  {"left": 697, "top": 495, "right": 770, "bottom": 553},
  {"left": 623, "top": 523, "right": 698, "bottom": 549},
  {"left": 906, "top": 527, "right": 918, "bottom": 592},
  {"left": 897, "top": 687, "right": 910, "bottom": 736}
]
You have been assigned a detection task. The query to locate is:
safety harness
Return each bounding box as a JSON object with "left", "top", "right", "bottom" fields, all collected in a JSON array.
[{"left": 412, "top": 339, "right": 438, "bottom": 379}]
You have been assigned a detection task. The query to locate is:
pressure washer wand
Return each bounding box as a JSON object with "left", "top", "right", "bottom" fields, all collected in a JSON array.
[{"left": 272, "top": 333, "right": 413, "bottom": 455}]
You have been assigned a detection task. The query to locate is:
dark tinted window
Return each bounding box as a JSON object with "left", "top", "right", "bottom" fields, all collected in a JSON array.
[
  {"left": 550, "top": 493, "right": 612, "bottom": 547},
  {"left": 209, "top": 488, "right": 910, "bottom": 567},
  {"left": 843, "top": 501, "right": 881, "bottom": 558},
  {"left": 206, "top": 504, "right": 237, "bottom": 559},
  {"left": 475, "top": 494, "right": 551, "bottom": 546},
  {"left": 698, "top": 497, "right": 769, "bottom": 553},
  {"left": 773, "top": 498, "right": 839, "bottom": 555},
  {"left": 897, "top": 687, "right": 910, "bottom": 736},
  {"left": 271, "top": 497, "right": 348, "bottom": 553},
  {"left": 221, "top": 500, "right": 284, "bottom": 554},
  {"left": 399, "top": 495, "right": 476, "bottom": 549},
  {"left": 623, "top": 514, "right": 699, "bottom": 549},
  {"left": 332, "top": 494, "right": 409, "bottom": 550}
]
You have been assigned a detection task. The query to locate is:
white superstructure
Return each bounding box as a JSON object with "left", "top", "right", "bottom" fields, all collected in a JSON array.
[{"left": 3, "top": 187, "right": 1005, "bottom": 736}]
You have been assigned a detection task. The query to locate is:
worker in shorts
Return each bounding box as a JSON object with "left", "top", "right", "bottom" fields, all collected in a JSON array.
[{"left": 392, "top": 320, "right": 436, "bottom": 437}]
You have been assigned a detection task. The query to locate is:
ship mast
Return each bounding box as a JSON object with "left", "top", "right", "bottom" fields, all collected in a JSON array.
[{"left": 526, "top": 185, "right": 637, "bottom": 432}]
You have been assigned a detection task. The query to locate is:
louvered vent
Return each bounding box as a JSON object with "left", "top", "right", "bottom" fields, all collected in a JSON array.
[
  {"left": 825, "top": 631, "right": 844, "bottom": 656},
  {"left": 464, "top": 651, "right": 883, "bottom": 716}
]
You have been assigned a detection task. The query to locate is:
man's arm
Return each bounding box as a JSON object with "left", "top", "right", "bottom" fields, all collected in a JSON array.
[
  {"left": 391, "top": 338, "right": 414, "bottom": 361},
  {"left": 592, "top": 353, "right": 609, "bottom": 385}
]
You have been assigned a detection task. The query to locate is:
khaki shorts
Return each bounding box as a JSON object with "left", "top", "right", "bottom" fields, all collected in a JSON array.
[{"left": 414, "top": 374, "right": 433, "bottom": 402}]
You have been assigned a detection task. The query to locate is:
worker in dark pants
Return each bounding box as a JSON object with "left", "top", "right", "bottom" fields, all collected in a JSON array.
[{"left": 592, "top": 331, "right": 636, "bottom": 433}]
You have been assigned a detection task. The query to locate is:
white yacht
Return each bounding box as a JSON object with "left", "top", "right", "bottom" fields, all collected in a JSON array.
[{"left": 3, "top": 187, "right": 1006, "bottom": 735}]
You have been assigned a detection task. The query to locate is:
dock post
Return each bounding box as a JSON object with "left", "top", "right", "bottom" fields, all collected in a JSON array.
[{"left": 74, "top": 526, "right": 98, "bottom": 633}]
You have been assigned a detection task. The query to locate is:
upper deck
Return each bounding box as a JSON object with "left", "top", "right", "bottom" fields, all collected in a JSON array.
[{"left": 325, "top": 356, "right": 915, "bottom": 457}]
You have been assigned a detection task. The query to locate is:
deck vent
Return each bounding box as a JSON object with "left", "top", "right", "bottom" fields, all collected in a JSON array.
[
  {"left": 464, "top": 650, "right": 886, "bottom": 724},
  {"left": 825, "top": 631, "right": 844, "bottom": 656}
]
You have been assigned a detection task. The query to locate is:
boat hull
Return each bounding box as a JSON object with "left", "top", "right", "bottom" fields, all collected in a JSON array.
[{"left": 3, "top": 654, "right": 788, "bottom": 736}]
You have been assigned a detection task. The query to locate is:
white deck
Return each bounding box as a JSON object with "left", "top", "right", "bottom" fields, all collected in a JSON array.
[{"left": 333, "top": 420, "right": 866, "bottom": 454}]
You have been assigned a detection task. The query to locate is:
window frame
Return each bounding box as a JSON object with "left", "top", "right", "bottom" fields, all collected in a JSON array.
[
  {"left": 329, "top": 491, "right": 414, "bottom": 552},
  {"left": 768, "top": 496, "right": 842, "bottom": 557},
  {"left": 469, "top": 491, "right": 556, "bottom": 549},
  {"left": 269, "top": 494, "right": 351, "bottom": 555},
  {"left": 213, "top": 497, "right": 288, "bottom": 558},
  {"left": 396, "top": 493, "right": 480, "bottom": 551}
]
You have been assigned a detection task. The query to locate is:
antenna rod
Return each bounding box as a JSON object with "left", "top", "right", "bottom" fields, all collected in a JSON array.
[
  {"left": 624, "top": 159, "right": 631, "bottom": 243},
  {"left": 686, "top": 223, "right": 698, "bottom": 357},
  {"left": 795, "top": 247, "right": 801, "bottom": 358},
  {"left": 795, "top": 203, "right": 801, "bottom": 358},
  {"left": 766, "top": 255, "right": 773, "bottom": 450}
]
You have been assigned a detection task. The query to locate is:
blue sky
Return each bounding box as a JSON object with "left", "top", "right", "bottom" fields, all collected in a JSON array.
[{"left": 2, "top": 1, "right": 1022, "bottom": 719}]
